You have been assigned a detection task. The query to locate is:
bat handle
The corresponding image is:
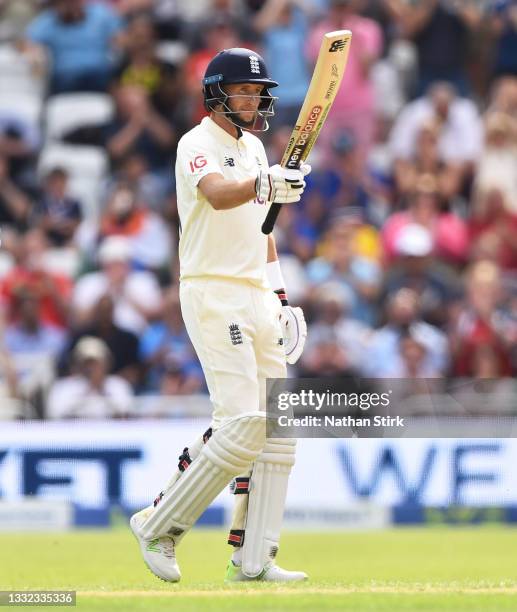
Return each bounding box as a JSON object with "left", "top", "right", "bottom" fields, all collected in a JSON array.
[{"left": 261, "top": 202, "right": 282, "bottom": 235}]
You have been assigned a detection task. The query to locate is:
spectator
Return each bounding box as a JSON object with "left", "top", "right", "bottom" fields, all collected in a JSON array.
[
  {"left": 306, "top": 213, "right": 382, "bottom": 325},
  {"left": 389, "top": 82, "right": 483, "bottom": 174},
  {"left": 34, "top": 167, "right": 82, "bottom": 247},
  {"left": 451, "top": 260, "right": 516, "bottom": 376},
  {"left": 382, "top": 223, "right": 461, "bottom": 326},
  {"left": 60, "top": 294, "right": 141, "bottom": 388},
  {"left": 386, "top": 0, "right": 481, "bottom": 95},
  {"left": 363, "top": 287, "right": 448, "bottom": 377},
  {"left": 0, "top": 154, "right": 30, "bottom": 231},
  {"left": 307, "top": 0, "right": 383, "bottom": 165},
  {"left": 297, "top": 326, "right": 355, "bottom": 377},
  {"left": 105, "top": 83, "right": 175, "bottom": 186},
  {"left": 397, "top": 326, "right": 441, "bottom": 378},
  {"left": 0, "top": 229, "right": 72, "bottom": 329},
  {"left": 139, "top": 287, "right": 203, "bottom": 392},
  {"left": 96, "top": 182, "right": 171, "bottom": 271},
  {"left": 0, "top": 105, "right": 40, "bottom": 191},
  {"left": 307, "top": 131, "right": 375, "bottom": 222},
  {"left": 182, "top": 17, "right": 241, "bottom": 126},
  {"left": 46, "top": 336, "right": 133, "bottom": 418},
  {"left": 489, "top": 0, "right": 517, "bottom": 79},
  {"left": 392, "top": 119, "right": 463, "bottom": 203},
  {"left": 191, "top": 0, "right": 252, "bottom": 47},
  {"left": 251, "top": 0, "right": 311, "bottom": 129},
  {"left": 475, "top": 111, "right": 517, "bottom": 213},
  {"left": 25, "top": 0, "right": 123, "bottom": 94},
  {"left": 3, "top": 289, "right": 67, "bottom": 359},
  {"left": 302, "top": 281, "right": 371, "bottom": 372},
  {"left": 382, "top": 175, "right": 469, "bottom": 264},
  {"left": 72, "top": 236, "right": 162, "bottom": 334},
  {"left": 159, "top": 354, "right": 204, "bottom": 396},
  {"left": 106, "top": 0, "right": 185, "bottom": 40},
  {"left": 116, "top": 14, "right": 163, "bottom": 93},
  {"left": 468, "top": 185, "right": 517, "bottom": 269},
  {"left": 487, "top": 75, "right": 517, "bottom": 118},
  {"left": 112, "top": 152, "right": 167, "bottom": 211}
]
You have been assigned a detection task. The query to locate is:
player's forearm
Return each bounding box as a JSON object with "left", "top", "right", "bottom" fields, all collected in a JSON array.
[{"left": 199, "top": 176, "right": 256, "bottom": 210}]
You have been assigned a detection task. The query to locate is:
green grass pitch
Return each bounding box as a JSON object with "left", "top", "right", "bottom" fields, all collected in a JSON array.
[{"left": 1, "top": 527, "right": 517, "bottom": 611}]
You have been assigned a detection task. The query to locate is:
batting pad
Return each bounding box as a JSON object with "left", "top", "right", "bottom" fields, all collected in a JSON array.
[
  {"left": 241, "top": 438, "right": 296, "bottom": 577},
  {"left": 139, "top": 412, "right": 266, "bottom": 540}
]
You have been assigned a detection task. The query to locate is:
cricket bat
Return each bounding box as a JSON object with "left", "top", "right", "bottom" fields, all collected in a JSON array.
[{"left": 261, "top": 30, "right": 352, "bottom": 235}]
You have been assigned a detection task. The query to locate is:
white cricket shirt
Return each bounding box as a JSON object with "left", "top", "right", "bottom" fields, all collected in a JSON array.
[{"left": 175, "top": 116, "right": 270, "bottom": 287}]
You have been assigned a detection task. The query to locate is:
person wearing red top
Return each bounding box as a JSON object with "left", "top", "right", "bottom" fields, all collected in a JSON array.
[
  {"left": 451, "top": 260, "right": 515, "bottom": 376},
  {"left": 469, "top": 186, "right": 517, "bottom": 270},
  {"left": 0, "top": 229, "right": 72, "bottom": 329}
]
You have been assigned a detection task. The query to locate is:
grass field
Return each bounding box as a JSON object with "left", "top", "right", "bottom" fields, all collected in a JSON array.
[{"left": 1, "top": 527, "right": 517, "bottom": 611}]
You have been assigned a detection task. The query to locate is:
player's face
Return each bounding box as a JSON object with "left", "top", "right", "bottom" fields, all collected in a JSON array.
[{"left": 225, "top": 83, "right": 264, "bottom": 125}]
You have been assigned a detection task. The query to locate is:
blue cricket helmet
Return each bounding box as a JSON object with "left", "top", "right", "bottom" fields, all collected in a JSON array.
[{"left": 202, "top": 48, "right": 278, "bottom": 116}]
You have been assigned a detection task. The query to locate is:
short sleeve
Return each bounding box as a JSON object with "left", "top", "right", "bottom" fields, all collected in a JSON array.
[
  {"left": 176, "top": 135, "right": 223, "bottom": 188},
  {"left": 26, "top": 13, "right": 53, "bottom": 46},
  {"left": 100, "top": 4, "right": 123, "bottom": 39}
]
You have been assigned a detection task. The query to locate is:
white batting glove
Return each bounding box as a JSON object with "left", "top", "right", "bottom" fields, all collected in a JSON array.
[
  {"left": 279, "top": 305, "right": 307, "bottom": 365},
  {"left": 255, "top": 164, "right": 306, "bottom": 204},
  {"left": 300, "top": 162, "right": 311, "bottom": 177}
]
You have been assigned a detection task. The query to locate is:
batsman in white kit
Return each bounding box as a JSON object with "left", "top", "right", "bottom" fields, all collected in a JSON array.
[{"left": 130, "top": 47, "right": 309, "bottom": 582}]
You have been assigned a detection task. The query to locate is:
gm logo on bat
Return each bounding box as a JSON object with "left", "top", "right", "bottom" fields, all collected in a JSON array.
[{"left": 329, "top": 39, "right": 347, "bottom": 52}]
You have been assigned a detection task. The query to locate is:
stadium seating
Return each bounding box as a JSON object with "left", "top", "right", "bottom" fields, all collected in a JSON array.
[
  {"left": 44, "top": 93, "right": 114, "bottom": 142},
  {"left": 37, "top": 144, "right": 108, "bottom": 220}
]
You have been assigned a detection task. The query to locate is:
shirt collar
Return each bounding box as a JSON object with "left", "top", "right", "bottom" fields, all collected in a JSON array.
[{"left": 202, "top": 116, "right": 244, "bottom": 147}]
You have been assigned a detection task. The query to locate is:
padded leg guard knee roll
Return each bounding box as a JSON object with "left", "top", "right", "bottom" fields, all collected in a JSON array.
[
  {"left": 241, "top": 438, "right": 296, "bottom": 577},
  {"left": 140, "top": 412, "right": 266, "bottom": 540}
]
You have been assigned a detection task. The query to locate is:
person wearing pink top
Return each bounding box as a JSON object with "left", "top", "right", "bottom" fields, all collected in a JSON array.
[
  {"left": 382, "top": 174, "right": 468, "bottom": 265},
  {"left": 306, "top": 0, "right": 382, "bottom": 166}
]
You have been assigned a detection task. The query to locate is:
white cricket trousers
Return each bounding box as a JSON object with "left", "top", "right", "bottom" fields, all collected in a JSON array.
[{"left": 179, "top": 277, "right": 287, "bottom": 427}]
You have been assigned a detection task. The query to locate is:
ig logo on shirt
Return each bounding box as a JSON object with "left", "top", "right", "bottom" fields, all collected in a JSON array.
[{"left": 189, "top": 156, "right": 207, "bottom": 173}]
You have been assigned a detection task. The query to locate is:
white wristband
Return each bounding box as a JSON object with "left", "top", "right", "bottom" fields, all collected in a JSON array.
[{"left": 266, "top": 260, "right": 286, "bottom": 292}]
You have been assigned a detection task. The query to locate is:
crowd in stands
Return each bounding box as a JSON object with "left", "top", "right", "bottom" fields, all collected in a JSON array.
[{"left": 0, "top": 0, "right": 517, "bottom": 418}]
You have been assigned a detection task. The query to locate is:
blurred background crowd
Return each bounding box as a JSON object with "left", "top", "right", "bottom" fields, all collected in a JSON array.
[{"left": 0, "top": 0, "right": 517, "bottom": 419}]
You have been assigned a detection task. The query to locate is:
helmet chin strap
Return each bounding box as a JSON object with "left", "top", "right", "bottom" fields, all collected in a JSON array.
[
  {"left": 230, "top": 112, "right": 263, "bottom": 131},
  {"left": 214, "top": 104, "right": 271, "bottom": 133}
]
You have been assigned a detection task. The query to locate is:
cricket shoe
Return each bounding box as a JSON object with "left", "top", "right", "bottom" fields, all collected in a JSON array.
[
  {"left": 130, "top": 511, "right": 181, "bottom": 582},
  {"left": 225, "top": 560, "right": 308, "bottom": 582}
]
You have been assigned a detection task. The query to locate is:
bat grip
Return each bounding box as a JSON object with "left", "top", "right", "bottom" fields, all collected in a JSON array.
[{"left": 261, "top": 202, "right": 281, "bottom": 235}]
